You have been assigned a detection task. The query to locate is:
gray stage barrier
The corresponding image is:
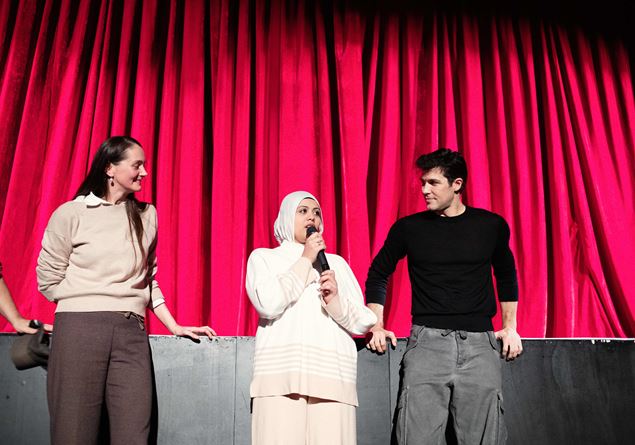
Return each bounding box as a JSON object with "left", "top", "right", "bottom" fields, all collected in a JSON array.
[{"left": 1, "top": 335, "right": 634, "bottom": 444}]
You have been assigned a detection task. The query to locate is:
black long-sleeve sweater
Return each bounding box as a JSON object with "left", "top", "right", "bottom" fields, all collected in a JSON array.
[{"left": 365, "top": 206, "right": 518, "bottom": 332}]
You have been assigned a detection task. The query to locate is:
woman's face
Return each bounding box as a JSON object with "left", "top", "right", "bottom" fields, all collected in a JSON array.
[
  {"left": 294, "top": 198, "right": 322, "bottom": 243},
  {"left": 106, "top": 144, "right": 148, "bottom": 197}
]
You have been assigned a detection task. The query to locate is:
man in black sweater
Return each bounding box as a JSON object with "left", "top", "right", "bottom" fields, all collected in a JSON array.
[{"left": 365, "top": 148, "right": 522, "bottom": 445}]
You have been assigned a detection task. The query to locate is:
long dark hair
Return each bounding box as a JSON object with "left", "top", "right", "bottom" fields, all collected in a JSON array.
[{"left": 75, "top": 136, "right": 149, "bottom": 264}]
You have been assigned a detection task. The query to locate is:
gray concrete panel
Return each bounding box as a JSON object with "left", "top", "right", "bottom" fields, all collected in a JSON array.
[
  {"left": 234, "top": 336, "right": 254, "bottom": 445},
  {"left": 151, "top": 336, "right": 236, "bottom": 445},
  {"left": 389, "top": 340, "right": 407, "bottom": 417},
  {"left": 355, "top": 339, "right": 392, "bottom": 445},
  {"left": 0, "top": 335, "right": 49, "bottom": 445},
  {"left": 1, "top": 335, "right": 634, "bottom": 444},
  {"left": 501, "top": 340, "right": 635, "bottom": 445}
]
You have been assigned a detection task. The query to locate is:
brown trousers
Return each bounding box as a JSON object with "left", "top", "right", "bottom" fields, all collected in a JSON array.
[{"left": 48, "top": 312, "right": 152, "bottom": 445}]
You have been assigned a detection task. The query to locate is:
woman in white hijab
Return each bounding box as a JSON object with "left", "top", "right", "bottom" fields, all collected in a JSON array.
[{"left": 246, "top": 191, "right": 377, "bottom": 445}]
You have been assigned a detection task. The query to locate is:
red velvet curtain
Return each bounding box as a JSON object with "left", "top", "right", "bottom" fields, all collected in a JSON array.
[{"left": 1, "top": 0, "right": 634, "bottom": 337}]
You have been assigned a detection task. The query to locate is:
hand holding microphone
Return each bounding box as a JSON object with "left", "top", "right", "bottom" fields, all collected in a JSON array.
[
  {"left": 305, "top": 226, "right": 330, "bottom": 271},
  {"left": 305, "top": 226, "right": 337, "bottom": 303}
]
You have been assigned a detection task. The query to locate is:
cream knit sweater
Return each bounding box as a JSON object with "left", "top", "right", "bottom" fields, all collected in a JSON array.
[
  {"left": 36, "top": 194, "right": 165, "bottom": 315},
  {"left": 246, "top": 240, "right": 377, "bottom": 406}
]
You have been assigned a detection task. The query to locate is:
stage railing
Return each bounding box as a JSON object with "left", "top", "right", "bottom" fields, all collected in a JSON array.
[{"left": 1, "top": 335, "right": 633, "bottom": 444}]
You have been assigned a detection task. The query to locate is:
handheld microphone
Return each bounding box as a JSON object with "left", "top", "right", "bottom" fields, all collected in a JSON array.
[{"left": 306, "top": 226, "right": 330, "bottom": 271}]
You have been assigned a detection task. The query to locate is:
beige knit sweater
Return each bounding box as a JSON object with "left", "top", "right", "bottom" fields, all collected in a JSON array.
[
  {"left": 36, "top": 194, "right": 165, "bottom": 315},
  {"left": 246, "top": 240, "right": 377, "bottom": 406}
]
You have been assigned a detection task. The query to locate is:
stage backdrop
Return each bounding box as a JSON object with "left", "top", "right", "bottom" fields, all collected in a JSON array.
[{"left": 1, "top": 0, "right": 634, "bottom": 337}]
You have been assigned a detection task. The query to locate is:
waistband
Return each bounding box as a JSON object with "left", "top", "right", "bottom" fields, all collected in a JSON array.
[{"left": 413, "top": 314, "right": 493, "bottom": 332}]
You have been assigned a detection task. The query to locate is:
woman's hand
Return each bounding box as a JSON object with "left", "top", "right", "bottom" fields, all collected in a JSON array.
[
  {"left": 319, "top": 270, "right": 338, "bottom": 304},
  {"left": 172, "top": 325, "right": 217, "bottom": 341},
  {"left": 153, "top": 304, "right": 215, "bottom": 342},
  {"left": 302, "top": 231, "right": 326, "bottom": 263}
]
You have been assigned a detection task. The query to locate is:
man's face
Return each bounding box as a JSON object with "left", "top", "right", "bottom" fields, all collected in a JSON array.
[{"left": 420, "top": 167, "right": 462, "bottom": 213}]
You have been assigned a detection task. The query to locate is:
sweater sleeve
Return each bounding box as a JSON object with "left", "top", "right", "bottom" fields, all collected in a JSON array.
[
  {"left": 321, "top": 258, "right": 377, "bottom": 335},
  {"left": 492, "top": 218, "right": 519, "bottom": 302},
  {"left": 246, "top": 249, "right": 314, "bottom": 320},
  {"left": 365, "top": 220, "right": 408, "bottom": 306},
  {"left": 36, "top": 204, "right": 76, "bottom": 302},
  {"left": 146, "top": 206, "right": 165, "bottom": 309}
]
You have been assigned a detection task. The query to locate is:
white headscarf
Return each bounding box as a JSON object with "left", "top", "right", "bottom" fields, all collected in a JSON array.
[{"left": 273, "top": 191, "right": 324, "bottom": 245}]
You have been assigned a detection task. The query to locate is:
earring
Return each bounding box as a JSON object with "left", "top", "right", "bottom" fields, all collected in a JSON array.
[{"left": 109, "top": 177, "right": 114, "bottom": 187}]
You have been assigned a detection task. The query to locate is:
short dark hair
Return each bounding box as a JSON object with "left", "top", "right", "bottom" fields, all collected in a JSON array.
[{"left": 415, "top": 148, "right": 467, "bottom": 193}]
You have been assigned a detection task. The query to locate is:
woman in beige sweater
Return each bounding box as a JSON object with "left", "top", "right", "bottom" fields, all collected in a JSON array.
[
  {"left": 246, "top": 191, "right": 377, "bottom": 444},
  {"left": 37, "top": 136, "right": 215, "bottom": 445}
]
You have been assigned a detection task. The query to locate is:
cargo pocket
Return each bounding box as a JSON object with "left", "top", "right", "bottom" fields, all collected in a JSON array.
[
  {"left": 495, "top": 392, "right": 508, "bottom": 445},
  {"left": 487, "top": 331, "right": 501, "bottom": 356},
  {"left": 395, "top": 386, "right": 410, "bottom": 444},
  {"left": 402, "top": 325, "right": 425, "bottom": 363}
]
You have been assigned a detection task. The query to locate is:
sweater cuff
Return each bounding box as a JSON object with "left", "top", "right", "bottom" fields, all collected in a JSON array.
[
  {"left": 290, "top": 257, "right": 314, "bottom": 287},
  {"left": 365, "top": 290, "right": 387, "bottom": 306},
  {"left": 497, "top": 282, "right": 519, "bottom": 302},
  {"left": 322, "top": 293, "right": 343, "bottom": 320},
  {"left": 150, "top": 284, "right": 166, "bottom": 309}
]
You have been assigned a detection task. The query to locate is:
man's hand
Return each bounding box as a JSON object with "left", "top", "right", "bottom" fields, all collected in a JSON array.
[
  {"left": 497, "top": 301, "right": 522, "bottom": 360},
  {"left": 365, "top": 303, "right": 396, "bottom": 353},
  {"left": 366, "top": 323, "right": 397, "bottom": 354},
  {"left": 495, "top": 326, "right": 522, "bottom": 361}
]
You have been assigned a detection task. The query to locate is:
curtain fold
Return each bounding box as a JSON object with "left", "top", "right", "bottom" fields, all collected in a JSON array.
[{"left": 1, "top": 0, "right": 633, "bottom": 337}]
